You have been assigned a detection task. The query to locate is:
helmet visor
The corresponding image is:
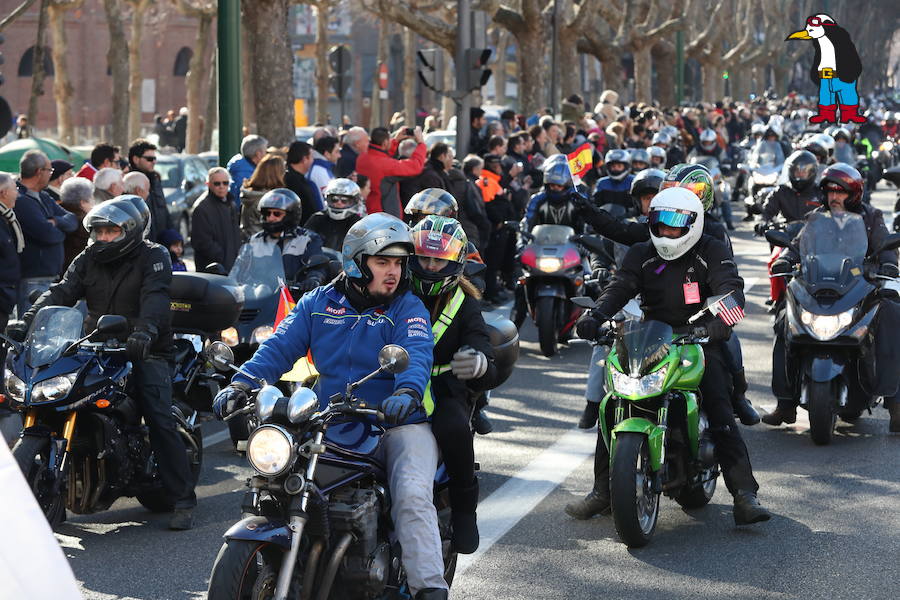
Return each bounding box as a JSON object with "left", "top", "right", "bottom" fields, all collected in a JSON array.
[
  {"left": 649, "top": 207, "right": 697, "bottom": 229},
  {"left": 412, "top": 229, "right": 466, "bottom": 262},
  {"left": 327, "top": 194, "right": 358, "bottom": 208},
  {"left": 84, "top": 202, "right": 137, "bottom": 234},
  {"left": 660, "top": 179, "right": 710, "bottom": 203}
]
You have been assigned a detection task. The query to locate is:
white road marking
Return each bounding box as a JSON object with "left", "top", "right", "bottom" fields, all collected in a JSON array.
[
  {"left": 203, "top": 428, "right": 231, "bottom": 448},
  {"left": 743, "top": 276, "right": 759, "bottom": 295},
  {"left": 456, "top": 427, "right": 596, "bottom": 576}
]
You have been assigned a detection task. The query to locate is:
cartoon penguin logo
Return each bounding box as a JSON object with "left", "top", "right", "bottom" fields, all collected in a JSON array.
[{"left": 786, "top": 13, "right": 864, "bottom": 125}]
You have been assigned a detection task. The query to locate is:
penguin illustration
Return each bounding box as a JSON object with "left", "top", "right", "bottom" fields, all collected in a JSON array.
[{"left": 786, "top": 13, "right": 864, "bottom": 125}]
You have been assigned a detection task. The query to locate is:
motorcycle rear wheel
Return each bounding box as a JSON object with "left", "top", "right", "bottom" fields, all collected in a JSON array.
[
  {"left": 137, "top": 427, "right": 204, "bottom": 512},
  {"left": 610, "top": 432, "right": 659, "bottom": 548},
  {"left": 675, "top": 466, "right": 718, "bottom": 509},
  {"left": 208, "top": 540, "right": 300, "bottom": 600},
  {"left": 807, "top": 379, "right": 838, "bottom": 446},
  {"left": 12, "top": 435, "right": 67, "bottom": 528},
  {"left": 536, "top": 296, "right": 558, "bottom": 357}
]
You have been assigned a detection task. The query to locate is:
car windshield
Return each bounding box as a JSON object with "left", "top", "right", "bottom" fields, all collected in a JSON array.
[
  {"left": 229, "top": 241, "right": 286, "bottom": 301},
  {"left": 614, "top": 319, "right": 673, "bottom": 376},
  {"left": 531, "top": 224, "right": 575, "bottom": 245},
  {"left": 155, "top": 159, "right": 182, "bottom": 188},
  {"left": 27, "top": 306, "right": 84, "bottom": 368},
  {"left": 798, "top": 211, "right": 868, "bottom": 291}
]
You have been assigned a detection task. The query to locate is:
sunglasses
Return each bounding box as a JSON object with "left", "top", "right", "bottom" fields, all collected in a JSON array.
[
  {"left": 210, "top": 181, "right": 230, "bottom": 186},
  {"left": 261, "top": 209, "right": 286, "bottom": 218},
  {"left": 141, "top": 155, "right": 157, "bottom": 162},
  {"left": 806, "top": 16, "right": 832, "bottom": 27}
]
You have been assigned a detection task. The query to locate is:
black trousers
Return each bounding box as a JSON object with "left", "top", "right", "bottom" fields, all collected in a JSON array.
[
  {"left": 484, "top": 228, "right": 510, "bottom": 299},
  {"left": 431, "top": 392, "right": 475, "bottom": 489},
  {"left": 591, "top": 342, "right": 759, "bottom": 498},
  {"left": 133, "top": 358, "right": 197, "bottom": 509}
]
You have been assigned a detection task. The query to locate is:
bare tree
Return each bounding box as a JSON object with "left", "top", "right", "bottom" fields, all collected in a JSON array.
[
  {"left": 0, "top": 0, "right": 40, "bottom": 33},
  {"left": 125, "top": 0, "right": 153, "bottom": 141},
  {"left": 47, "top": 1, "right": 82, "bottom": 145},
  {"left": 103, "top": 0, "right": 130, "bottom": 148},
  {"left": 174, "top": 0, "right": 216, "bottom": 153},
  {"left": 243, "top": 0, "right": 294, "bottom": 146},
  {"left": 27, "top": 0, "right": 50, "bottom": 127}
]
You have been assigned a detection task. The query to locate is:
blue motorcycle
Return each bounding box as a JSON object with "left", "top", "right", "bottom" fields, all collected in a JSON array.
[{"left": 205, "top": 343, "right": 457, "bottom": 600}]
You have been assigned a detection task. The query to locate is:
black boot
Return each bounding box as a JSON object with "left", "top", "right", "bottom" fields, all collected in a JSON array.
[
  {"left": 448, "top": 478, "right": 480, "bottom": 554},
  {"left": 731, "top": 370, "right": 760, "bottom": 426},
  {"left": 887, "top": 399, "right": 900, "bottom": 433},
  {"left": 578, "top": 401, "right": 600, "bottom": 429},
  {"left": 761, "top": 399, "right": 797, "bottom": 426},
  {"left": 564, "top": 489, "right": 610, "bottom": 520},
  {"left": 415, "top": 588, "right": 448, "bottom": 600},
  {"left": 733, "top": 490, "right": 772, "bottom": 525},
  {"left": 472, "top": 408, "right": 493, "bottom": 435}
]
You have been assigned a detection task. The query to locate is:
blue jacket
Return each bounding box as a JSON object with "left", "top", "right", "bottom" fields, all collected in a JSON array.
[
  {"left": 245, "top": 225, "right": 326, "bottom": 283},
  {"left": 14, "top": 183, "right": 78, "bottom": 279},
  {"left": 233, "top": 283, "right": 434, "bottom": 427},
  {"left": 593, "top": 175, "right": 634, "bottom": 211},
  {"left": 227, "top": 155, "right": 257, "bottom": 205}
]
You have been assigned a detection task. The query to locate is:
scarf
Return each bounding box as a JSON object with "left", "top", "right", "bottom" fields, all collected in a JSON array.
[{"left": 0, "top": 203, "right": 24, "bottom": 253}]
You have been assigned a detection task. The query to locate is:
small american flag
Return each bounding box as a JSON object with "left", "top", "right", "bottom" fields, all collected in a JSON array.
[{"left": 708, "top": 293, "right": 745, "bottom": 326}]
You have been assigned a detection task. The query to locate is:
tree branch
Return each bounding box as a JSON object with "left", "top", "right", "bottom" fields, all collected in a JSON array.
[{"left": 0, "top": 0, "right": 39, "bottom": 32}]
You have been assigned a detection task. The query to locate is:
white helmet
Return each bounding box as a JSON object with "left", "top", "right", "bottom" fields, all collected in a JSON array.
[
  {"left": 751, "top": 123, "right": 766, "bottom": 137},
  {"left": 813, "top": 132, "right": 835, "bottom": 156},
  {"left": 651, "top": 131, "right": 671, "bottom": 147},
  {"left": 648, "top": 187, "right": 704, "bottom": 261},
  {"left": 699, "top": 129, "right": 718, "bottom": 151},
  {"left": 324, "top": 178, "right": 361, "bottom": 220}
]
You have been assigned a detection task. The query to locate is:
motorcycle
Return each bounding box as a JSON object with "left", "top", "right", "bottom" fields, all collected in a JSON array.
[
  {"left": 766, "top": 212, "right": 900, "bottom": 444},
  {"left": 512, "top": 224, "right": 589, "bottom": 357},
  {"left": 205, "top": 343, "right": 458, "bottom": 600},
  {"left": 571, "top": 297, "right": 722, "bottom": 548},
  {"left": 689, "top": 155, "right": 732, "bottom": 223},
  {"left": 884, "top": 166, "right": 900, "bottom": 232},
  {"left": 743, "top": 141, "right": 784, "bottom": 216},
  {"left": 2, "top": 307, "right": 203, "bottom": 528}
]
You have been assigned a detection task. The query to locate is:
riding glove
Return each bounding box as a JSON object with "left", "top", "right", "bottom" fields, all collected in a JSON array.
[
  {"left": 5, "top": 320, "right": 28, "bottom": 343},
  {"left": 212, "top": 382, "right": 251, "bottom": 420},
  {"left": 126, "top": 330, "right": 154, "bottom": 361},
  {"left": 771, "top": 259, "right": 792, "bottom": 275},
  {"left": 878, "top": 263, "right": 899, "bottom": 278},
  {"left": 297, "top": 275, "right": 324, "bottom": 294},
  {"left": 705, "top": 319, "right": 733, "bottom": 342},
  {"left": 382, "top": 389, "right": 421, "bottom": 425},
  {"left": 450, "top": 347, "right": 488, "bottom": 380}
]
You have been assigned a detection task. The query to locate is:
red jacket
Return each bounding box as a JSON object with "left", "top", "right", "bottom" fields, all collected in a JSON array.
[
  {"left": 355, "top": 141, "right": 426, "bottom": 217},
  {"left": 75, "top": 163, "right": 97, "bottom": 181}
]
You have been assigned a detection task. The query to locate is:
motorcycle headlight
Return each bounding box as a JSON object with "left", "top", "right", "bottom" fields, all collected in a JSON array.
[
  {"left": 33, "top": 374, "right": 77, "bottom": 403},
  {"left": 247, "top": 425, "right": 295, "bottom": 477},
  {"left": 537, "top": 257, "right": 563, "bottom": 273},
  {"left": 4, "top": 370, "right": 25, "bottom": 402},
  {"left": 610, "top": 365, "right": 668, "bottom": 397},
  {"left": 221, "top": 327, "right": 239, "bottom": 347},
  {"left": 252, "top": 325, "right": 275, "bottom": 345},
  {"left": 800, "top": 309, "right": 854, "bottom": 341}
]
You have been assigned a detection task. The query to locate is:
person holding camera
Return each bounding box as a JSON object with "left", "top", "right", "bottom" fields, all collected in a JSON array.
[{"left": 356, "top": 126, "right": 426, "bottom": 218}]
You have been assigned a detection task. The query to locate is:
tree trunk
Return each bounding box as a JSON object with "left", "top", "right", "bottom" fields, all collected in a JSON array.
[
  {"left": 730, "top": 64, "right": 750, "bottom": 102},
  {"left": 240, "top": 3, "right": 255, "bottom": 132},
  {"left": 699, "top": 60, "right": 724, "bottom": 102},
  {"left": 403, "top": 27, "right": 416, "bottom": 127},
  {"left": 203, "top": 48, "right": 217, "bottom": 153},
  {"left": 315, "top": 3, "right": 329, "bottom": 124},
  {"left": 492, "top": 28, "right": 508, "bottom": 105},
  {"left": 127, "top": 0, "right": 151, "bottom": 142},
  {"left": 632, "top": 45, "right": 652, "bottom": 104},
  {"left": 369, "top": 17, "right": 389, "bottom": 131},
  {"left": 598, "top": 52, "right": 624, "bottom": 96},
  {"left": 184, "top": 11, "right": 213, "bottom": 153},
  {"left": 244, "top": 0, "right": 293, "bottom": 146},
  {"left": 558, "top": 33, "right": 580, "bottom": 102},
  {"left": 27, "top": 0, "right": 50, "bottom": 127},
  {"left": 441, "top": 52, "right": 454, "bottom": 128},
  {"left": 48, "top": 2, "right": 77, "bottom": 145},
  {"left": 652, "top": 40, "right": 675, "bottom": 107},
  {"left": 103, "top": 0, "right": 129, "bottom": 148},
  {"left": 515, "top": 26, "right": 547, "bottom": 117}
]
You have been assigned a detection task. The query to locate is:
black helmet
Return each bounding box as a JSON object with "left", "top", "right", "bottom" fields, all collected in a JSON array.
[
  {"left": 404, "top": 188, "right": 458, "bottom": 224},
  {"left": 121, "top": 194, "right": 151, "bottom": 237},
  {"left": 629, "top": 168, "right": 665, "bottom": 214},
  {"left": 258, "top": 188, "right": 302, "bottom": 234},
  {"left": 785, "top": 150, "right": 818, "bottom": 192},
  {"left": 84, "top": 197, "right": 145, "bottom": 264}
]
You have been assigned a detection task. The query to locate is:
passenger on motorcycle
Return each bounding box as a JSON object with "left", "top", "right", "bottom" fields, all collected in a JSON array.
[
  {"left": 766, "top": 163, "right": 900, "bottom": 432},
  {"left": 593, "top": 149, "right": 634, "bottom": 212},
  {"left": 213, "top": 213, "right": 450, "bottom": 599},
  {"left": 9, "top": 196, "right": 198, "bottom": 530},
  {"left": 246, "top": 188, "right": 328, "bottom": 295},
  {"left": 303, "top": 178, "right": 362, "bottom": 251},
  {"left": 567, "top": 188, "right": 772, "bottom": 526},
  {"left": 409, "top": 215, "right": 499, "bottom": 555},
  {"left": 687, "top": 129, "right": 728, "bottom": 167}
]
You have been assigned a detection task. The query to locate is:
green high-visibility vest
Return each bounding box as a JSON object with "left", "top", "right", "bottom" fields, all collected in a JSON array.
[{"left": 423, "top": 287, "right": 466, "bottom": 415}]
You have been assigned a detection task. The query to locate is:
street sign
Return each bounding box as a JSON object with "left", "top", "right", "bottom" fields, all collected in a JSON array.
[{"left": 378, "top": 63, "right": 388, "bottom": 90}]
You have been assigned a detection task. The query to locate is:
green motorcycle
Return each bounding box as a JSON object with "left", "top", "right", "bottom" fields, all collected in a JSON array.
[{"left": 579, "top": 299, "right": 723, "bottom": 548}]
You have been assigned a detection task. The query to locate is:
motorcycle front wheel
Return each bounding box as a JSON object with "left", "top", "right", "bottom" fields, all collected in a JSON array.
[
  {"left": 807, "top": 379, "right": 839, "bottom": 445},
  {"left": 535, "top": 296, "right": 558, "bottom": 357},
  {"left": 208, "top": 540, "right": 300, "bottom": 600},
  {"left": 610, "top": 432, "right": 659, "bottom": 548},
  {"left": 12, "top": 435, "right": 66, "bottom": 528}
]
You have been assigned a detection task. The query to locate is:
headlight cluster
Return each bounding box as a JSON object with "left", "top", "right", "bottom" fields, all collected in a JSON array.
[
  {"left": 610, "top": 365, "right": 668, "bottom": 397},
  {"left": 252, "top": 325, "right": 275, "bottom": 344},
  {"left": 800, "top": 309, "right": 853, "bottom": 341},
  {"left": 247, "top": 425, "right": 295, "bottom": 476},
  {"left": 32, "top": 374, "right": 77, "bottom": 403},
  {"left": 537, "top": 257, "right": 563, "bottom": 273},
  {"left": 221, "top": 327, "right": 239, "bottom": 347},
  {"left": 4, "top": 370, "right": 25, "bottom": 402}
]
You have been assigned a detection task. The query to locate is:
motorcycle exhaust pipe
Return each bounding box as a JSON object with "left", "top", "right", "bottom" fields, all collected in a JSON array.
[{"left": 314, "top": 532, "right": 354, "bottom": 600}]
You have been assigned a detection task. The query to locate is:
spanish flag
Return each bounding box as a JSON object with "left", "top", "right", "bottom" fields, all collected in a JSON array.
[
  {"left": 273, "top": 283, "right": 319, "bottom": 383},
  {"left": 567, "top": 142, "right": 593, "bottom": 178},
  {"left": 274, "top": 283, "right": 295, "bottom": 328}
]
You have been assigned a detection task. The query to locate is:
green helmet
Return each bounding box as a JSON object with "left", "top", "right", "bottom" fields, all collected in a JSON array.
[
  {"left": 660, "top": 163, "right": 714, "bottom": 211},
  {"left": 409, "top": 215, "right": 468, "bottom": 296}
]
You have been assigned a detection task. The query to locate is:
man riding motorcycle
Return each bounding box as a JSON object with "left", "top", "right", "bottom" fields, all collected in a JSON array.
[
  {"left": 524, "top": 159, "right": 586, "bottom": 231},
  {"left": 629, "top": 148, "right": 651, "bottom": 174},
  {"left": 765, "top": 163, "right": 900, "bottom": 432},
  {"left": 593, "top": 149, "right": 634, "bottom": 212},
  {"left": 303, "top": 178, "right": 362, "bottom": 251},
  {"left": 648, "top": 145, "right": 667, "bottom": 170},
  {"left": 409, "top": 215, "right": 500, "bottom": 555},
  {"left": 9, "top": 196, "right": 197, "bottom": 530},
  {"left": 212, "top": 213, "right": 450, "bottom": 599},
  {"left": 566, "top": 188, "right": 772, "bottom": 526}
]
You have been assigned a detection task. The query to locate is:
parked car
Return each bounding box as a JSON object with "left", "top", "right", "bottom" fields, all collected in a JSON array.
[
  {"left": 0, "top": 138, "right": 85, "bottom": 174},
  {"left": 199, "top": 151, "right": 219, "bottom": 170},
  {"left": 425, "top": 129, "right": 456, "bottom": 149},
  {"left": 156, "top": 154, "right": 208, "bottom": 243}
]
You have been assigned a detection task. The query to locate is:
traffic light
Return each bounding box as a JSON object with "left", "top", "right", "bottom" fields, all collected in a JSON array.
[
  {"left": 328, "top": 45, "right": 352, "bottom": 100},
  {"left": 722, "top": 70, "right": 729, "bottom": 80},
  {"left": 417, "top": 48, "right": 443, "bottom": 92},
  {"left": 462, "top": 48, "right": 492, "bottom": 91}
]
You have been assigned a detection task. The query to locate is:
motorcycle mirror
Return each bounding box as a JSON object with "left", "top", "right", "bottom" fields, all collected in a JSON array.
[
  {"left": 870, "top": 232, "right": 900, "bottom": 257},
  {"left": 202, "top": 262, "right": 227, "bottom": 276},
  {"left": 207, "top": 341, "right": 236, "bottom": 372},
  {"left": 571, "top": 296, "right": 597, "bottom": 309},
  {"left": 95, "top": 315, "right": 129, "bottom": 336},
  {"left": 765, "top": 230, "right": 792, "bottom": 248},
  {"left": 378, "top": 345, "right": 409, "bottom": 374}
]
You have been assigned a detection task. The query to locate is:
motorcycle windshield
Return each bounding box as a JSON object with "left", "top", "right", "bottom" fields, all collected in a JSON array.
[
  {"left": 614, "top": 319, "right": 673, "bottom": 376},
  {"left": 799, "top": 212, "right": 867, "bottom": 290},
  {"left": 531, "top": 224, "right": 575, "bottom": 245},
  {"left": 834, "top": 143, "right": 855, "bottom": 164},
  {"left": 27, "top": 306, "right": 84, "bottom": 368},
  {"left": 751, "top": 141, "right": 781, "bottom": 167},
  {"left": 690, "top": 156, "right": 721, "bottom": 177},
  {"left": 228, "top": 241, "right": 286, "bottom": 301}
]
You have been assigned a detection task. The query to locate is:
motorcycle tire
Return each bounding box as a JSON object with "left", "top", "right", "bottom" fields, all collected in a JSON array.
[
  {"left": 12, "top": 435, "right": 66, "bottom": 528},
  {"left": 807, "top": 379, "right": 838, "bottom": 446},
  {"left": 208, "top": 539, "right": 301, "bottom": 600},
  {"left": 610, "top": 432, "right": 659, "bottom": 548},
  {"left": 536, "top": 296, "right": 558, "bottom": 357},
  {"left": 674, "top": 466, "right": 718, "bottom": 509},
  {"left": 510, "top": 289, "right": 527, "bottom": 330}
]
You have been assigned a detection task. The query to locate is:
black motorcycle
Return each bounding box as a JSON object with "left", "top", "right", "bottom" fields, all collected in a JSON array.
[
  {"left": 2, "top": 307, "right": 203, "bottom": 527},
  {"left": 206, "top": 343, "right": 457, "bottom": 600},
  {"left": 767, "top": 212, "right": 900, "bottom": 444}
]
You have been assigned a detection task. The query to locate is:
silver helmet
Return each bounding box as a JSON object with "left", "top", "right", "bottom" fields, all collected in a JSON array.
[
  {"left": 324, "top": 178, "right": 361, "bottom": 221},
  {"left": 647, "top": 145, "right": 667, "bottom": 167},
  {"left": 341, "top": 213, "right": 414, "bottom": 285}
]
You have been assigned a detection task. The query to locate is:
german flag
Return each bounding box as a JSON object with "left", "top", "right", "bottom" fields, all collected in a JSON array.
[{"left": 567, "top": 142, "right": 593, "bottom": 178}]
